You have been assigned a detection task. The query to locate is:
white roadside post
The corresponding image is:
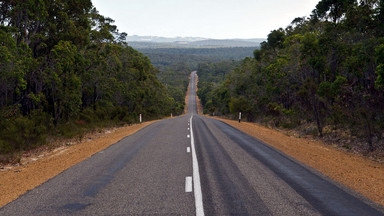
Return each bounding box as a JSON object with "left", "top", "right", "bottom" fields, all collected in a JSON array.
[
  {"left": 239, "top": 112, "right": 242, "bottom": 123},
  {"left": 139, "top": 114, "right": 142, "bottom": 123}
]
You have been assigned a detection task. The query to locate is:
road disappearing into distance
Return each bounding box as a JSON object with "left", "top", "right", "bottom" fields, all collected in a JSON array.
[{"left": 0, "top": 71, "right": 383, "bottom": 215}]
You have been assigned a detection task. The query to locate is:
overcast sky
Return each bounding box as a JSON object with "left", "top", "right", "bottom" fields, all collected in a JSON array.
[{"left": 92, "top": 0, "right": 320, "bottom": 39}]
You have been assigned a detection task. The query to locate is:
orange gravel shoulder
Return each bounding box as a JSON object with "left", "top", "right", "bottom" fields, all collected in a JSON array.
[
  {"left": 195, "top": 73, "right": 203, "bottom": 115},
  {"left": 184, "top": 75, "right": 191, "bottom": 114},
  {"left": 210, "top": 117, "right": 384, "bottom": 207},
  {"left": 0, "top": 121, "right": 157, "bottom": 207}
]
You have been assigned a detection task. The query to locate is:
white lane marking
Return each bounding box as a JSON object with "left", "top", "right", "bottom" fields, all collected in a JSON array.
[
  {"left": 185, "top": 176, "right": 193, "bottom": 192},
  {"left": 187, "top": 134, "right": 190, "bottom": 138},
  {"left": 187, "top": 147, "right": 191, "bottom": 153},
  {"left": 190, "top": 116, "right": 205, "bottom": 216},
  {"left": 188, "top": 128, "right": 190, "bottom": 130}
]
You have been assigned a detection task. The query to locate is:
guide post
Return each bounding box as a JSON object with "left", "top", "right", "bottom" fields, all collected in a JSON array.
[{"left": 239, "top": 112, "right": 242, "bottom": 123}]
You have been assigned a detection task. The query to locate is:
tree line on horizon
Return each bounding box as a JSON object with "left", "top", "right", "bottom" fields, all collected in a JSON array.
[
  {"left": 0, "top": 0, "right": 181, "bottom": 162},
  {"left": 198, "top": 0, "right": 384, "bottom": 152}
]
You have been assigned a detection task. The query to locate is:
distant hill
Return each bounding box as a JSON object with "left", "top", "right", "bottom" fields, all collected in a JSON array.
[
  {"left": 127, "top": 35, "right": 265, "bottom": 48},
  {"left": 139, "top": 47, "right": 258, "bottom": 65},
  {"left": 188, "top": 39, "right": 260, "bottom": 47},
  {"left": 127, "top": 35, "right": 206, "bottom": 43}
]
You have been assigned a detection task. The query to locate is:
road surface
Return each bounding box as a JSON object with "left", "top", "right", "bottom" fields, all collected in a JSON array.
[{"left": 0, "top": 71, "right": 383, "bottom": 215}]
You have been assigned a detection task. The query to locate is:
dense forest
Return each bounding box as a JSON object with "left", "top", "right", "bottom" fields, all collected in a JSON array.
[
  {"left": 156, "top": 62, "right": 191, "bottom": 113},
  {"left": 0, "top": 0, "right": 178, "bottom": 162},
  {"left": 143, "top": 47, "right": 256, "bottom": 113},
  {"left": 198, "top": 0, "right": 384, "bottom": 152},
  {"left": 139, "top": 47, "right": 258, "bottom": 62}
]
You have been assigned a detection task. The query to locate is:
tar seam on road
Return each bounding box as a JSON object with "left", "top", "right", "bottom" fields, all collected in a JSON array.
[{"left": 190, "top": 115, "right": 205, "bottom": 216}]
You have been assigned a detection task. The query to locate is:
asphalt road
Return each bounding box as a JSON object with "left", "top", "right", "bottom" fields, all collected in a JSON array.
[{"left": 1, "top": 71, "right": 383, "bottom": 215}]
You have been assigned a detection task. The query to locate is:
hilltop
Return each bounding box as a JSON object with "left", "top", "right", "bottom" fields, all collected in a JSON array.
[{"left": 127, "top": 35, "right": 264, "bottom": 48}]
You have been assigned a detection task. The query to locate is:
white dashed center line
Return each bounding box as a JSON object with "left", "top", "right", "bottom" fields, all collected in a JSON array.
[{"left": 185, "top": 176, "right": 192, "bottom": 192}]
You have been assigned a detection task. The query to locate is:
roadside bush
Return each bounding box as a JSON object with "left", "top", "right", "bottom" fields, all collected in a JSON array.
[{"left": 0, "top": 110, "right": 49, "bottom": 154}]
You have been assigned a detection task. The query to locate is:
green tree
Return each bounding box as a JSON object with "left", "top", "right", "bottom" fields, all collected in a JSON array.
[
  {"left": 375, "top": 44, "right": 384, "bottom": 89},
  {"left": 45, "top": 41, "right": 82, "bottom": 125},
  {"left": 313, "top": 0, "right": 356, "bottom": 23},
  {"left": 267, "top": 28, "right": 285, "bottom": 51}
]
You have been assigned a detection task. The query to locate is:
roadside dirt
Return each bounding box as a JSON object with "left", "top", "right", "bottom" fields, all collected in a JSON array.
[
  {"left": 194, "top": 73, "right": 203, "bottom": 115},
  {"left": 0, "top": 121, "right": 157, "bottom": 207},
  {"left": 184, "top": 75, "right": 191, "bottom": 114}
]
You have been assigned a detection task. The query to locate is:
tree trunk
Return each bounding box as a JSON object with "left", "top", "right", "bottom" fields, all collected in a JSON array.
[
  {"left": 52, "top": 96, "right": 58, "bottom": 127},
  {"left": 312, "top": 95, "right": 323, "bottom": 137},
  {"left": 364, "top": 114, "right": 374, "bottom": 152},
  {"left": 93, "top": 86, "right": 97, "bottom": 110}
]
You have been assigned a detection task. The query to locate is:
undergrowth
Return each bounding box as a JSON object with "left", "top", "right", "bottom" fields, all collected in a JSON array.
[{"left": 0, "top": 107, "right": 167, "bottom": 164}]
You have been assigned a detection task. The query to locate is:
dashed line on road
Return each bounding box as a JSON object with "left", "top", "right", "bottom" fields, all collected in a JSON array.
[
  {"left": 187, "top": 147, "right": 191, "bottom": 153},
  {"left": 185, "top": 176, "right": 192, "bottom": 192}
]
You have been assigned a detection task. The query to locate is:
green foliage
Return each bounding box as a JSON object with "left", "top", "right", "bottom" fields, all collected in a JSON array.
[
  {"left": 0, "top": 1, "right": 179, "bottom": 159},
  {"left": 0, "top": 28, "right": 32, "bottom": 107},
  {"left": 375, "top": 44, "right": 384, "bottom": 88},
  {"left": 196, "top": 60, "right": 240, "bottom": 116},
  {"left": 376, "top": 64, "right": 384, "bottom": 88},
  {"left": 229, "top": 96, "right": 250, "bottom": 113},
  {"left": 199, "top": 0, "right": 384, "bottom": 151},
  {"left": 0, "top": 110, "right": 49, "bottom": 154},
  {"left": 142, "top": 46, "right": 256, "bottom": 116},
  {"left": 267, "top": 28, "right": 285, "bottom": 50},
  {"left": 139, "top": 47, "right": 257, "bottom": 63},
  {"left": 45, "top": 41, "right": 82, "bottom": 123},
  {"left": 253, "top": 49, "right": 262, "bottom": 61},
  {"left": 318, "top": 76, "right": 347, "bottom": 98},
  {"left": 313, "top": 0, "right": 356, "bottom": 23}
]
